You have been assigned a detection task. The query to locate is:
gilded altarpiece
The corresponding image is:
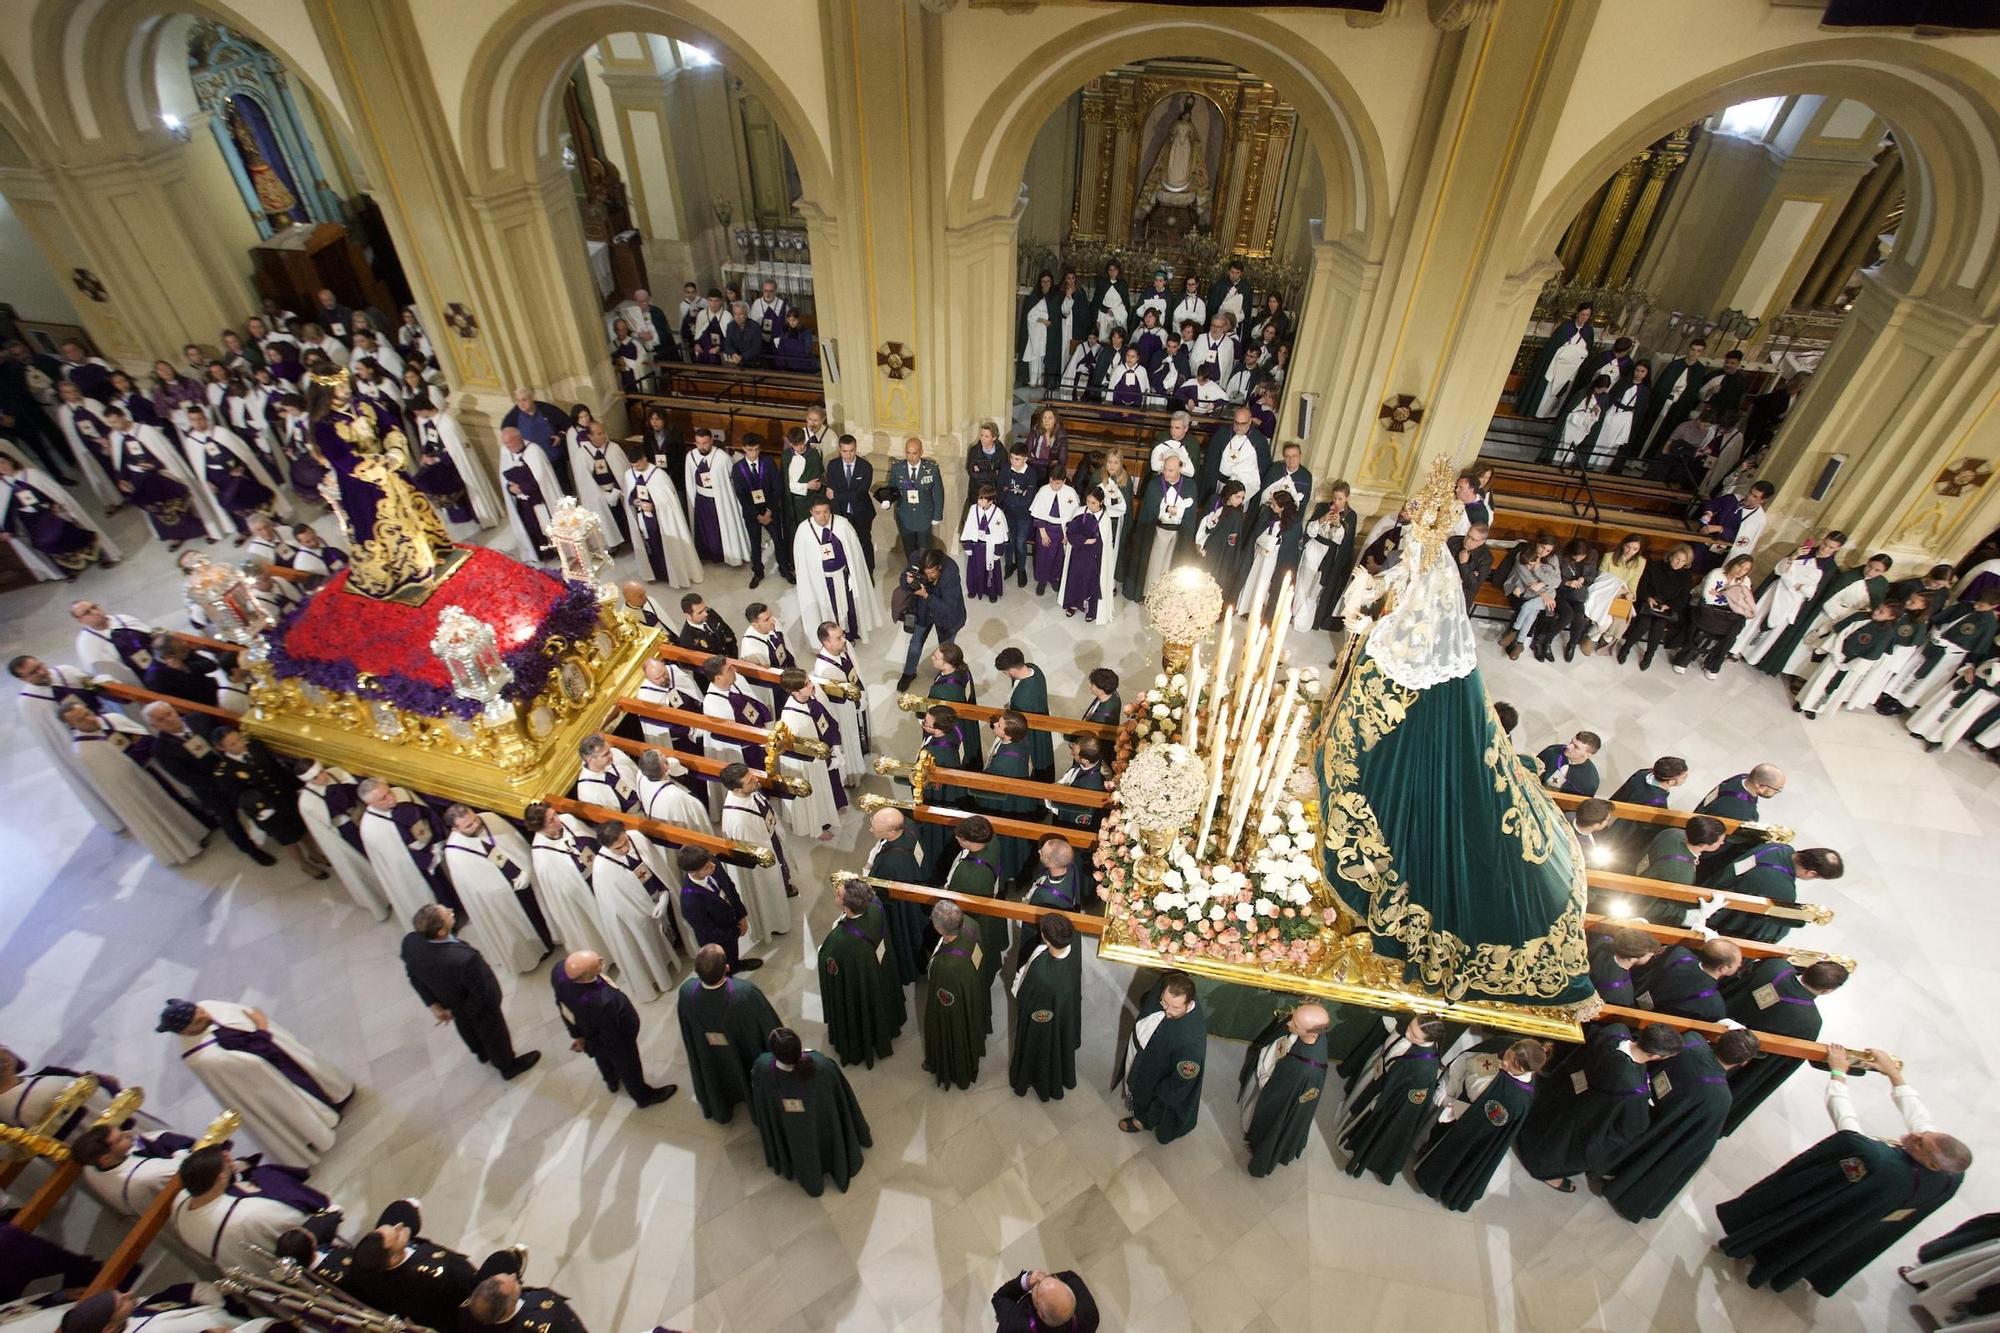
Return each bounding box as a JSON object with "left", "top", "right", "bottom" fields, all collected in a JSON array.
[{"left": 1068, "top": 66, "right": 1297, "bottom": 260}]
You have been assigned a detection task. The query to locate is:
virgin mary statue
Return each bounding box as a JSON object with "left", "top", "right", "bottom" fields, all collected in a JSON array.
[
  {"left": 1135, "top": 97, "right": 1213, "bottom": 230},
  {"left": 1314, "top": 457, "right": 1593, "bottom": 1011},
  {"left": 306, "top": 366, "right": 460, "bottom": 600}
]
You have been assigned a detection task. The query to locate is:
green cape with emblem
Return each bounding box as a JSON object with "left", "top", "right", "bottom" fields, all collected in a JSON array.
[
  {"left": 1125, "top": 986, "right": 1208, "bottom": 1144},
  {"left": 1008, "top": 942, "right": 1082, "bottom": 1101},
  {"left": 1602, "top": 1033, "right": 1733, "bottom": 1221},
  {"left": 818, "top": 899, "right": 907, "bottom": 1068},
  {"left": 749, "top": 1051, "right": 872, "bottom": 1197},
  {"left": 1238, "top": 1015, "right": 1331, "bottom": 1178},
  {"left": 921, "top": 923, "right": 990, "bottom": 1089},
  {"left": 675, "top": 976, "right": 784, "bottom": 1123},
  {"left": 1339, "top": 1042, "right": 1442, "bottom": 1183},
  {"left": 1413, "top": 1058, "right": 1536, "bottom": 1211}
]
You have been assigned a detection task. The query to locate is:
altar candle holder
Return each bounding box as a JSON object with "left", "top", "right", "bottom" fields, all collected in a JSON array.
[{"left": 430, "top": 604, "right": 516, "bottom": 727}]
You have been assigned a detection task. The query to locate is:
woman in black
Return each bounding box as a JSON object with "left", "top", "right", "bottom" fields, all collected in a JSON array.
[
  {"left": 1532, "top": 538, "right": 1599, "bottom": 662},
  {"left": 1618, "top": 542, "right": 1698, "bottom": 671}
]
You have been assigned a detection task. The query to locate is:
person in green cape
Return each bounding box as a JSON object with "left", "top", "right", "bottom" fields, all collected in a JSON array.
[
  {"left": 863, "top": 808, "right": 929, "bottom": 983},
  {"left": 1413, "top": 1038, "right": 1547, "bottom": 1211},
  {"left": 1702, "top": 844, "right": 1844, "bottom": 942},
  {"left": 1117, "top": 970, "right": 1206, "bottom": 1143},
  {"left": 908, "top": 704, "right": 965, "bottom": 869},
  {"left": 925, "top": 643, "right": 983, "bottom": 770},
  {"left": 1630, "top": 815, "right": 1728, "bottom": 925},
  {"left": 979, "top": 713, "right": 1043, "bottom": 882},
  {"left": 994, "top": 647, "right": 1055, "bottom": 782},
  {"left": 1716, "top": 958, "right": 1848, "bottom": 1136},
  {"left": 1515, "top": 1021, "right": 1681, "bottom": 1193},
  {"left": 920, "top": 900, "right": 988, "bottom": 1089},
  {"left": 1045, "top": 736, "right": 1110, "bottom": 833},
  {"left": 945, "top": 816, "right": 1007, "bottom": 1002},
  {"left": 1601, "top": 1029, "right": 1759, "bottom": 1222},
  {"left": 749, "top": 1026, "right": 872, "bottom": 1198},
  {"left": 1339, "top": 1014, "right": 1445, "bottom": 1184},
  {"left": 1236, "top": 1003, "right": 1331, "bottom": 1178},
  {"left": 1717, "top": 1045, "right": 1972, "bottom": 1295},
  {"left": 1009, "top": 913, "right": 1082, "bottom": 1102},
  {"left": 818, "top": 877, "right": 907, "bottom": 1068},
  {"left": 1628, "top": 937, "right": 1742, "bottom": 1021},
  {"left": 1760, "top": 553, "right": 1893, "bottom": 679},
  {"left": 1586, "top": 926, "right": 1658, "bottom": 1011},
  {"left": 675, "top": 944, "right": 785, "bottom": 1124}
]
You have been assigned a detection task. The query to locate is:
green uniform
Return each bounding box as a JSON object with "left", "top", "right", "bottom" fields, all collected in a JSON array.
[
  {"left": 1603, "top": 1033, "right": 1733, "bottom": 1221},
  {"left": 749, "top": 1051, "right": 871, "bottom": 1197},
  {"left": 1238, "top": 1015, "right": 1330, "bottom": 1178},
  {"left": 1008, "top": 941, "right": 1082, "bottom": 1102},
  {"left": 1630, "top": 944, "right": 1729, "bottom": 1022},
  {"left": 1124, "top": 986, "right": 1208, "bottom": 1144},
  {"left": 676, "top": 975, "right": 784, "bottom": 1123},
  {"left": 946, "top": 849, "right": 1007, "bottom": 998},
  {"left": 889, "top": 457, "right": 945, "bottom": 534},
  {"left": 1717, "top": 958, "right": 1823, "bottom": 1135},
  {"left": 817, "top": 901, "right": 907, "bottom": 1068},
  {"left": 1632, "top": 826, "right": 1700, "bottom": 925},
  {"left": 1005, "top": 666, "right": 1055, "bottom": 780},
  {"left": 980, "top": 740, "right": 1041, "bottom": 883},
  {"left": 866, "top": 829, "right": 930, "bottom": 984},
  {"left": 1514, "top": 1024, "right": 1652, "bottom": 1180},
  {"left": 926, "top": 669, "right": 983, "bottom": 769},
  {"left": 1340, "top": 1040, "right": 1442, "bottom": 1183},
  {"left": 921, "top": 926, "right": 989, "bottom": 1088},
  {"left": 1414, "top": 1056, "right": 1536, "bottom": 1211},
  {"left": 1704, "top": 843, "right": 1803, "bottom": 943}
]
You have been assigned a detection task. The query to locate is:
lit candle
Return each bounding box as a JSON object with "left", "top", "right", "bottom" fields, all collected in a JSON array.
[
  {"left": 1209, "top": 612, "right": 1234, "bottom": 753},
  {"left": 1185, "top": 642, "right": 1204, "bottom": 753},
  {"left": 1194, "top": 726, "right": 1227, "bottom": 858}
]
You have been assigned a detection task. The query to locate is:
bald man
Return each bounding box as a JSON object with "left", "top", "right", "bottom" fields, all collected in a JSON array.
[
  {"left": 864, "top": 806, "right": 931, "bottom": 984},
  {"left": 1239, "top": 1003, "right": 1333, "bottom": 1177},
  {"left": 550, "top": 950, "right": 675, "bottom": 1107},
  {"left": 992, "top": 1268, "right": 1099, "bottom": 1332}
]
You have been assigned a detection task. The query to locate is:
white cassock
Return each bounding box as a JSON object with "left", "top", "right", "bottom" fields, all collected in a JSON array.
[
  {"left": 959, "top": 502, "right": 1008, "bottom": 590},
  {"left": 442, "top": 816, "right": 550, "bottom": 973},
  {"left": 576, "top": 749, "right": 644, "bottom": 816},
  {"left": 496, "top": 444, "right": 565, "bottom": 560},
  {"left": 623, "top": 462, "right": 702, "bottom": 587},
  {"left": 1190, "top": 332, "right": 1235, "bottom": 385},
  {"left": 118, "top": 424, "right": 232, "bottom": 540},
  {"left": 640, "top": 770, "right": 711, "bottom": 834},
  {"left": 71, "top": 714, "right": 205, "bottom": 864},
  {"left": 791, "top": 515, "right": 884, "bottom": 640},
  {"left": 415, "top": 413, "right": 502, "bottom": 528},
  {"left": 177, "top": 999, "right": 350, "bottom": 1167},
  {"left": 358, "top": 793, "right": 443, "bottom": 924},
  {"left": 1909, "top": 659, "right": 2000, "bottom": 752},
  {"left": 566, "top": 431, "right": 634, "bottom": 549},
  {"left": 1844, "top": 627, "right": 1925, "bottom": 712},
  {"left": 589, "top": 832, "right": 683, "bottom": 1000},
  {"left": 17, "top": 670, "right": 125, "bottom": 830},
  {"left": 296, "top": 774, "right": 388, "bottom": 920},
  {"left": 1094, "top": 482, "right": 1127, "bottom": 625},
  {"left": 1738, "top": 554, "right": 1824, "bottom": 659},
  {"left": 719, "top": 791, "right": 793, "bottom": 946},
  {"left": 1726, "top": 504, "right": 1768, "bottom": 565},
  {"left": 1096, "top": 285, "right": 1129, "bottom": 340},
  {"left": 1779, "top": 578, "right": 1879, "bottom": 676},
  {"left": 703, "top": 684, "right": 766, "bottom": 768},
  {"left": 530, "top": 815, "right": 613, "bottom": 960},
  {"left": 741, "top": 625, "right": 797, "bottom": 674},
  {"left": 1, "top": 465, "right": 121, "bottom": 581},
  {"left": 1533, "top": 328, "right": 1592, "bottom": 418},
  {"left": 1235, "top": 516, "right": 1284, "bottom": 622},
  {"left": 1551, "top": 397, "right": 1601, "bottom": 467},
  {"left": 172, "top": 1186, "right": 322, "bottom": 1274},
  {"left": 1594, "top": 381, "right": 1644, "bottom": 461},
  {"left": 778, "top": 692, "right": 841, "bottom": 837},
  {"left": 684, "top": 448, "right": 752, "bottom": 567},
  {"left": 54, "top": 398, "right": 122, "bottom": 508},
  {"left": 71, "top": 614, "right": 152, "bottom": 685},
  {"left": 810, "top": 648, "right": 868, "bottom": 776},
  {"left": 80, "top": 1134, "right": 189, "bottom": 1215},
  {"left": 1796, "top": 618, "right": 1886, "bottom": 714},
  {"left": 1213, "top": 435, "right": 1264, "bottom": 496},
  {"left": 632, "top": 666, "right": 705, "bottom": 747},
  {"left": 183, "top": 425, "right": 294, "bottom": 520}
]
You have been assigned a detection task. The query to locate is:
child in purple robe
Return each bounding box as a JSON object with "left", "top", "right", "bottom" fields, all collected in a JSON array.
[
  {"left": 960, "top": 484, "right": 1008, "bottom": 602},
  {"left": 1107, "top": 347, "right": 1151, "bottom": 407},
  {"left": 1062, "top": 491, "right": 1106, "bottom": 619},
  {"left": 1029, "top": 471, "right": 1077, "bottom": 596}
]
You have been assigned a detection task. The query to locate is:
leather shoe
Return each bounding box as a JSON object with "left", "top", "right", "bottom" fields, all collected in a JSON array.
[
  {"left": 248, "top": 848, "right": 278, "bottom": 867},
  {"left": 749, "top": 572, "right": 764, "bottom": 589},
  {"left": 501, "top": 1051, "right": 542, "bottom": 1080},
  {"left": 635, "top": 1084, "right": 679, "bottom": 1108},
  {"left": 896, "top": 673, "right": 915, "bottom": 691},
  {"left": 1562, "top": 641, "right": 1577, "bottom": 662},
  {"left": 1616, "top": 641, "right": 1634, "bottom": 665},
  {"left": 732, "top": 958, "right": 766, "bottom": 973}
]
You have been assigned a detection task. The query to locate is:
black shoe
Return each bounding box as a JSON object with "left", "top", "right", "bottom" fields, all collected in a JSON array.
[
  {"left": 896, "top": 673, "right": 916, "bottom": 692},
  {"left": 1925, "top": 740, "right": 1942, "bottom": 753},
  {"left": 248, "top": 848, "right": 278, "bottom": 867},
  {"left": 1616, "top": 641, "right": 1634, "bottom": 666},
  {"left": 604, "top": 1076, "right": 621, "bottom": 1094},
  {"left": 732, "top": 958, "right": 765, "bottom": 973},
  {"left": 1639, "top": 650, "right": 1655, "bottom": 671},
  {"left": 501, "top": 1051, "right": 542, "bottom": 1080},
  {"left": 635, "top": 1084, "right": 679, "bottom": 1108},
  {"left": 1562, "top": 640, "right": 1577, "bottom": 662},
  {"left": 749, "top": 571, "right": 764, "bottom": 589},
  {"left": 1015, "top": 569, "right": 1027, "bottom": 587}
]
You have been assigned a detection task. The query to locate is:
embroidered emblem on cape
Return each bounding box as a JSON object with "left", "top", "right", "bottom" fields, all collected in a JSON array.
[
  {"left": 824, "top": 958, "right": 839, "bottom": 976},
  {"left": 1176, "top": 1060, "right": 1200, "bottom": 1080},
  {"left": 1031, "top": 1009, "right": 1054, "bottom": 1023},
  {"left": 936, "top": 989, "right": 956, "bottom": 1008},
  {"left": 1408, "top": 1088, "right": 1429, "bottom": 1105},
  {"left": 1299, "top": 1087, "right": 1320, "bottom": 1104},
  {"left": 1483, "top": 1100, "right": 1509, "bottom": 1126},
  {"left": 1840, "top": 1156, "right": 1868, "bottom": 1183}
]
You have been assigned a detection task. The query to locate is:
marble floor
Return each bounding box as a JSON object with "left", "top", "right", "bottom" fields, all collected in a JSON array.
[{"left": 3, "top": 499, "right": 1996, "bottom": 1332}]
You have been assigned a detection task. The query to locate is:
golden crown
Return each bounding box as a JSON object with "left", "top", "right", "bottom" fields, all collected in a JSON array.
[{"left": 310, "top": 365, "right": 352, "bottom": 389}]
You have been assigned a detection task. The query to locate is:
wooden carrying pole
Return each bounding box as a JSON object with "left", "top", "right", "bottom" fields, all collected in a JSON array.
[
  {"left": 545, "top": 796, "right": 773, "bottom": 868},
  {"left": 0, "top": 1075, "right": 98, "bottom": 1190},
  {"left": 858, "top": 794, "right": 1098, "bottom": 851},
  {"left": 1587, "top": 868, "right": 1833, "bottom": 926},
  {"left": 85, "top": 1110, "right": 239, "bottom": 1297},
  {"left": 598, "top": 734, "right": 799, "bottom": 797},
  {"left": 893, "top": 693, "right": 1118, "bottom": 743},
  {"left": 6, "top": 1087, "right": 145, "bottom": 1232},
  {"left": 873, "top": 755, "right": 1109, "bottom": 809},
  {"left": 1545, "top": 789, "right": 1751, "bottom": 836},
  {"left": 652, "top": 643, "right": 860, "bottom": 701},
  {"left": 615, "top": 697, "right": 831, "bottom": 761}
]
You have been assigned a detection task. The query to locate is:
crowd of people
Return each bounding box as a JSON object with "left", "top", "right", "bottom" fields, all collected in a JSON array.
[{"left": 605, "top": 281, "right": 820, "bottom": 387}]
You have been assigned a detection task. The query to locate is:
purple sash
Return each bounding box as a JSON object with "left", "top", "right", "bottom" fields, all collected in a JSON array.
[{"left": 201, "top": 1025, "right": 346, "bottom": 1111}]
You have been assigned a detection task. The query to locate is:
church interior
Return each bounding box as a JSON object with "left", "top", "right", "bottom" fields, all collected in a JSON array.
[{"left": 5, "top": 2, "right": 2000, "bottom": 1331}]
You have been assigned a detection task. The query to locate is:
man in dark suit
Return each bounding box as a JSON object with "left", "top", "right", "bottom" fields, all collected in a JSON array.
[
  {"left": 823, "top": 434, "right": 876, "bottom": 575},
  {"left": 141, "top": 635, "right": 230, "bottom": 711},
  {"left": 992, "top": 1269, "right": 1099, "bottom": 1332},
  {"left": 674, "top": 593, "right": 738, "bottom": 669},
  {"left": 551, "top": 950, "right": 675, "bottom": 1106},
  {"left": 400, "top": 904, "right": 540, "bottom": 1079},
  {"left": 1744, "top": 374, "right": 1806, "bottom": 455},
  {"left": 722, "top": 302, "right": 766, "bottom": 367},
  {"left": 499, "top": 389, "right": 576, "bottom": 492},
  {"left": 139, "top": 699, "right": 275, "bottom": 865}
]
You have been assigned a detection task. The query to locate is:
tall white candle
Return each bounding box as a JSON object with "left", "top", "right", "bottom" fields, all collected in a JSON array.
[
  {"left": 1185, "top": 642, "right": 1204, "bottom": 754},
  {"left": 1257, "top": 711, "right": 1309, "bottom": 833}
]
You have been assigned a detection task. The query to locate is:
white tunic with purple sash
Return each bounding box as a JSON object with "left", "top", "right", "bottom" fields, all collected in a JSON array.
[{"left": 790, "top": 515, "right": 884, "bottom": 639}]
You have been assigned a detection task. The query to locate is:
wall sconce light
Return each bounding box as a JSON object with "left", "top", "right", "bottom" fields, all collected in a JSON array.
[{"left": 160, "top": 113, "right": 191, "bottom": 144}]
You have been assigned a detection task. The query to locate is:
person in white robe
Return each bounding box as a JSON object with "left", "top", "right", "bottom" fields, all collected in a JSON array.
[
  {"left": 809, "top": 622, "right": 868, "bottom": 777},
  {"left": 61, "top": 703, "right": 205, "bottom": 864},
  {"left": 1092, "top": 477, "right": 1126, "bottom": 625},
  {"left": 1549, "top": 382, "right": 1606, "bottom": 468},
  {"left": 181, "top": 411, "right": 293, "bottom": 526},
  {"left": 1776, "top": 557, "right": 1891, "bottom": 676},
  {"left": 1844, "top": 593, "right": 1933, "bottom": 712},
  {"left": 441, "top": 805, "right": 551, "bottom": 974},
  {"left": 1, "top": 458, "right": 121, "bottom": 581},
  {"left": 1531, "top": 317, "right": 1594, "bottom": 418},
  {"left": 1233, "top": 494, "right": 1294, "bottom": 623},
  {"left": 1909, "top": 658, "right": 2000, "bottom": 754},
  {"left": 1590, "top": 370, "right": 1647, "bottom": 464},
  {"left": 575, "top": 735, "right": 643, "bottom": 815},
  {"left": 12, "top": 658, "right": 126, "bottom": 830},
  {"left": 623, "top": 455, "right": 702, "bottom": 587},
  {"left": 566, "top": 420, "right": 635, "bottom": 552},
  {"left": 1796, "top": 605, "right": 1900, "bottom": 718},
  {"left": 74, "top": 1126, "right": 196, "bottom": 1217},
  {"left": 69, "top": 603, "right": 152, "bottom": 685},
  {"left": 52, "top": 385, "right": 122, "bottom": 509},
  {"left": 169, "top": 1144, "right": 338, "bottom": 1274},
  {"left": 717, "top": 765, "right": 796, "bottom": 944},
  {"left": 296, "top": 762, "right": 387, "bottom": 920},
  {"left": 635, "top": 749, "right": 711, "bottom": 832},
  {"left": 408, "top": 403, "right": 501, "bottom": 530},
  {"left": 631, "top": 656, "right": 699, "bottom": 747},
  {"left": 739, "top": 606, "right": 797, "bottom": 674},
  {"left": 496, "top": 428, "right": 566, "bottom": 560},
  {"left": 701, "top": 661, "right": 772, "bottom": 770},
  {"left": 959, "top": 492, "right": 1009, "bottom": 599},
  {"left": 355, "top": 779, "right": 446, "bottom": 925},
  {"left": 158, "top": 997, "right": 351, "bottom": 1167},
  {"left": 1020, "top": 290, "right": 1053, "bottom": 389},
  {"left": 790, "top": 497, "right": 883, "bottom": 641},
  {"left": 589, "top": 824, "right": 684, "bottom": 1000},
  {"left": 776, "top": 675, "right": 843, "bottom": 840},
  {"left": 0, "top": 1052, "right": 119, "bottom": 1140},
  {"left": 1736, "top": 539, "right": 1830, "bottom": 659},
  {"left": 1908, "top": 1229, "right": 2000, "bottom": 1331},
  {"left": 110, "top": 414, "right": 233, "bottom": 541},
  {"left": 684, "top": 438, "right": 753, "bottom": 568},
  {"left": 0, "top": 1294, "right": 278, "bottom": 1333},
  {"left": 526, "top": 803, "right": 613, "bottom": 961}
]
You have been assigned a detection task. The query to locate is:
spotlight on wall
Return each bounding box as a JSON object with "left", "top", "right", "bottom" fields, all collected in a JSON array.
[
  {"left": 683, "top": 46, "right": 717, "bottom": 67},
  {"left": 160, "top": 113, "right": 190, "bottom": 143}
]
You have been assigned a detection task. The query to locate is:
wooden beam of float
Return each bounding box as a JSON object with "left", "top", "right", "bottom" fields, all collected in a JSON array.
[
  {"left": 6, "top": 1086, "right": 145, "bottom": 1233},
  {"left": 544, "top": 795, "right": 774, "bottom": 869},
  {"left": 855, "top": 793, "right": 1099, "bottom": 850},
  {"left": 97, "top": 680, "right": 238, "bottom": 723},
  {"left": 1545, "top": 789, "right": 1763, "bottom": 837},
  {"left": 615, "top": 698, "right": 831, "bottom": 763},
  {"left": 893, "top": 692, "right": 1118, "bottom": 743},
  {"left": 1587, "top": 868, "right": 1833, "bottom": 926},
  {"left": 598, "top": 734, "right": 801, "bottom": 798},
  {"left": 85, "top": 1109, "right": 239, "bottom": 1297},
  {"left": 872, "top": 754, "right": 1109, "bottom": 808},
  {"left": 651, "top": 643, "right": 861, "bottom": 702}
]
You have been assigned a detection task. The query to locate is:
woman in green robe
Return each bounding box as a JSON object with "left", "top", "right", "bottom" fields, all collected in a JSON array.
[
  {"left": 1009, "top": 914, "right": 1082, "bottom": 1102},
  {"left": 818, "top": 878, "right": 907, "bottom": 1068},
  {"left": 750, "top": 1028, "right": 872, "bottom": 1197},
  {"left": 926, "top": 643, "right": 983, "bottom": 769},
  {"left": 1339, "top": 1016, "right": 1444, "bottom": 1183},
  {"left": 995, "top": 648, "right": 1055, "bottom": 781},
  {"left": 1414, "top": 1039, "right": 1546, "bottom": 1211},
  {"left": 980, "top": 715, "right": 1043, "bottom": 882},
  {"left": 920, "top": 901, "right": 988, "bottom": 1089}
]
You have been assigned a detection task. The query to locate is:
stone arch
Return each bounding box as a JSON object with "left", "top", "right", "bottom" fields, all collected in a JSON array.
[
  {"left": 946, "top": 11, "right": 1389, "bottom": 255},
  {"left": 458, "top": 0, "right": 834, "bottom": 208},
  {"left": 1514, "top": 40, "right": 2000, "bottom": 310}
]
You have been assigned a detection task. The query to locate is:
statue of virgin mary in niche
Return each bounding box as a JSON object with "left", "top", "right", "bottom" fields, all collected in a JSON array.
[{"left": 1134, "top": 96, "right": 1214, "bottom": 232}]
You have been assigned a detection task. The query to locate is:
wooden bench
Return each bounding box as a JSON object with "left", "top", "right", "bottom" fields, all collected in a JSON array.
[
  {"left": 621, "top": 393, "right": 801, "bottom": 452},
  {"left": 646, "top": 366, "right": 824, "bottom": 408},
  {"left": 1483, "top": 459, "right": 1695, "bottom": 519}
]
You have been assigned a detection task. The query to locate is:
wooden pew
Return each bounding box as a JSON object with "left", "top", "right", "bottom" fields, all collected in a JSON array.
[
  {"left": 1546, "top": 789, "right": 1748, "bottom": 836},
  {"left": 646, "top": 366, "right": 824, "bottom": 407},
  {"left": 84, "top": 1110, "right": 238, "bottom": 1297},
  {"left": 893, "top": 692, "right": 1119, "bottom": 744}
]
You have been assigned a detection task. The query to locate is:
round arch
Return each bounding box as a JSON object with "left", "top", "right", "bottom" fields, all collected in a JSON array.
[
  {"left": 1515, "top": 39, "right": 2000, "bottom": 309},
  {"left": 458, "top": 0, "right": 835, "bottom": 207},
  {"left": 946, "top": 11, "right": 1390, "bottom": 257}
]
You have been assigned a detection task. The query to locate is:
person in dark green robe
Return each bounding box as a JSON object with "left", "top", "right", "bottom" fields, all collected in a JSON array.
[
  {"left": 1627, "top": 815, "right": 1727, "bottom": 925},
  {"left": 1703, "top": 844, "right": 1843, "bottom": 942},
  {"left": 1008, "top": 913, "right": 1082, "bottom": 1102},
  {"left": 818, "top": 877, "right": 907, "bottom": 1068},
  {"left": 908, "top": 705, "right": 964, "bottom": 870},
  {"left": 1756, "top": 555, "right": 1892, "bottom": 678},
  {"left": 1237, "top": 1003, "right": 1331, "bottom": 1178},
  {"left": 1117, "top": 458, "right": 1193, "bottom": 603},
  {"left": 1717, "top": 958, "right": 1848, "bottom": 1135},
  {"left": 1629, "top": 939, "right": 1741, "bottom": 1022},
  {"left": 926, "top": 643, "right": 982, "bottom": 770},
  {"left": 675, "top": 945, "right": 785, "bottom": 1123},
  {"left": 1414, "top": 1039, "right": 1547, "bottom": 1210},
  {"left": 1118, "top": 971, "right": 1207, "bottom": 1143},
  {"left": 863, "top": 808, "right": 930, "bottom": 984},
  {"left": 1601, "top": 756, "right": 1687, "bottom": 862},
  {"left": 1585, "top": 927, "right": 1659, "bottom": 1010},
  {"left": 1196, "top": 481, "right": 1251, "bottom": 595},
  {"left": 1692, "top": 765, "right": 1786, "bottom": 823},
  {"left": 995, "top": 648, "right": 1055, "bottom": 781},
  {"left": 1340, "top": 1015, "right": 1445, "bottom": 1184},
  {"left": 1515, "top": 1022, "right": 1681, "bottom": 1191},
  {"left": 1046, "top": 737, "right": 1109, "bottom": 833},
  {"left": 749, "top": 1027, "right": 871, "bottom": 1198},
  {"left": 779, "top": 430, "right": 827, "bottom": 552},
  {"left": 1717, "top": 1046, "right": 1970, "bottom": 1295},
  {"left": 1080, "top": 668, "right": 1122, "bottom": 726},
  {"left": 980, "top": 714, "right": 1043, "bottom": 882},
  {"left": 920, "top": 900, "right": 988, "bottom": 1089},
  {"left": 1603, "top": 1030, "right": 1759, "bottom": 1221},
  {"left": 945, "top": 816, "right": 1008, "bottom": 1001}
]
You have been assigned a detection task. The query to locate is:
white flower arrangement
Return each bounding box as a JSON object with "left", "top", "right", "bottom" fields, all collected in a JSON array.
[
  {"left": 1144, "top": 567, "right": 1226, "bottom": 644},
  {"left": 1117, "top": 743, "right": 1206, "bottom": 831}
]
